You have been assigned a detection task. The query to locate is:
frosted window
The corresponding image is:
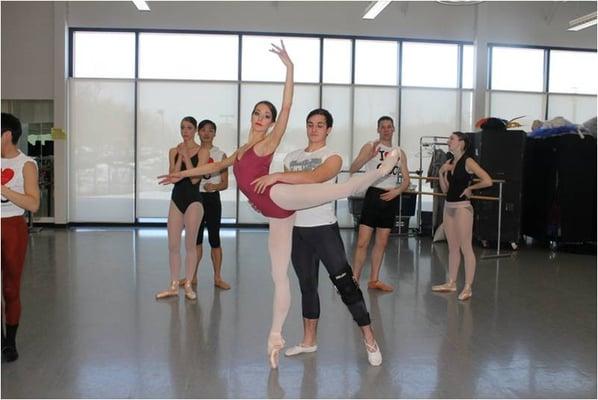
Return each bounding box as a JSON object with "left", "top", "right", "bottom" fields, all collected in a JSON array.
[
  {"left": 353, "top": 86, "right": 398, "bottom": 164},
  {"left": 323, "top": 39, "right": 352, "bottom": 84},
  {"left": 491, "top": 47, "right": 544, "bottom": 92},
  {"left": 402, "top": 42, "right": 458, "bottom": 88},
  {"left": 549, "top": 50, "right": 597, "bottom": 95},
  {"left": 139, "top": 33, "right": 238, "bottom": 80},
  {"left": 137, "top": 81, "right": 238, "bottom": 219},
  {"left": 461, "top": 90, "right": 474, "bottom": 132},
  {"left": 69, "top": 79, "right": 135, "bottom": 222},
  {"left": 242, "top": 36, "right": 319, "bottom": 83},
  {"left": 322, "top": 85, "right": 353, "bottom": 228},
  {"left": 355, "top": 40, "right": 398, "bottom": 86},
  {"left": 73, "top": 32, "right": 135, "bottom": 78},
  {"left": 489, "top": 92, "right": 545, "bottom": 130},
  {"left": 548, "top": 94, "right": 597, "bottom": 123},
  {"left": 462, "top": 45, "right": 474, "bottom": 89}
]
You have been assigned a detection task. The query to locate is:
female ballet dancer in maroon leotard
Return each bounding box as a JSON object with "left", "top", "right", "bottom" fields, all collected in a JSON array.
[{"left": 159, "top": 42, "right": 399, "bottom": 368}]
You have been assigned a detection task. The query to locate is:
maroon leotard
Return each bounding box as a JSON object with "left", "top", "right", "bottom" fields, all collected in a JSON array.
[{"left": 233, "top": 146, "right": 294, "bottom": 218}]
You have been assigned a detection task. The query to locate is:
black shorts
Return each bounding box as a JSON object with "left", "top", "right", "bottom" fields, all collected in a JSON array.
[{"left": 358, "top": 186, "right": 399, "bottom": 229}]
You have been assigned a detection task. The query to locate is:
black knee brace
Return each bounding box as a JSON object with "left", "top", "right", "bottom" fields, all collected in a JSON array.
[{"left": 329, "top": 265, "right": 364, "bottom": 305}]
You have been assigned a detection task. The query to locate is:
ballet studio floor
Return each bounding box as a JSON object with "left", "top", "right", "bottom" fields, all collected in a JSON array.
[{"left": 1, "top": 227, "right": 595, "bottom": 398}]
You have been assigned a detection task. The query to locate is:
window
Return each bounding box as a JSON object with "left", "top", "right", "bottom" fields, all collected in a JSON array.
[
  {"left": 491, "top": 46, "right": 544, "bottom": 92},
  {"left": 138, "top": 33, "right": 238, "bottom": 80},
  {"left": 402, "top": 42, "right": 458, "bottom": 88},
  {"left": 323, "top": 38, "right": 352, "bottom": 84},
  {"left": 241, "top": 35, "right": 320, "bottom": 83},
  {"left": 549, "top": 50, "right": 597, "bottom": 95},
  {"left": 73, "top": 31, "right": 136, "bottom": 78},
  {"left": 355, "top": 40, "right": 398, "bottom": 85},
  {"left": 462, "top": 45, "right": 474, "bottom": 89}
]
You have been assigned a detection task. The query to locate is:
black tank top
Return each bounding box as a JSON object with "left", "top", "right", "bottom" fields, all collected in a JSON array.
[{"left": 446, "top": 156, "right": 472, "bottom": 202}]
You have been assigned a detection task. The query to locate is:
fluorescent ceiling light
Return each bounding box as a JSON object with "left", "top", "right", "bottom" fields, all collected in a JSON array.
[
  {"left": 568, "top": 11, "right": 597, "bottom": 31},
  {"left": 363, "top": 1, "right": 392, "bottom": 20},
  {"left": 132, "top": 0, "right": 150, "bottom": 12},
  {"left": 437, "top": 1, "right": 483, "bottom": 5}
]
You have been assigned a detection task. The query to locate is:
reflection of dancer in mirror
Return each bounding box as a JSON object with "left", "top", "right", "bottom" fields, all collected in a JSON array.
[
  {"left": 432, "top": 132, "right": 492, "bottom": 301},
  {"left": 253, "top": 108, "right": 382, "bottom": 366},
  {"left": 156, "top": 116, "right": 207, "bottom": 301},
  {"left": 1, "top": 113, "right": 40, "bottom": 362},
  {"left": 350, "top": 116, "right": 410, "bottom": 292},
  {"left": 159, "top": 42, "right": 399, "bottom": 368},
  {"left": 178, "top": 119, "right": 231, "bottom": 290}
]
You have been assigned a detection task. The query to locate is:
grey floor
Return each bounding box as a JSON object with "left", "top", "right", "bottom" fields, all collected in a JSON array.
[{"left": 1, "top": 227, "right": 596, "bottom": 398}]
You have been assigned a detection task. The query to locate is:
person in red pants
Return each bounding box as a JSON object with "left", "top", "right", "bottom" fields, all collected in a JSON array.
[{"left": 1, "top": 112, "right": 40, "bottom": 362}]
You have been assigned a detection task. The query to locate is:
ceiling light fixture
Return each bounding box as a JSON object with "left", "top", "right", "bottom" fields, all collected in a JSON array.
[
  {"left": 437, "top": 1, "right": 483, "bottom": 5},
  {"left": 132, "top": 0, "right": 150, "bottom": 12},
  {"left": 362, "top": 1, "right": 392, "bottom": 20},
  {"left": 568, "top": 11, "right": 597, "bottom": 31}
]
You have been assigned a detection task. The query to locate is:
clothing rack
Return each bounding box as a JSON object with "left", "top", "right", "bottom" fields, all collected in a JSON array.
[{"left": 416, "top": 136, "right": 450, "bottom": 233}]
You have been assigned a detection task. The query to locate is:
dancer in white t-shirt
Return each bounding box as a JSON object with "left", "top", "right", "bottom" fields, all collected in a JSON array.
[
  {"left": 1, "top": 112, "right": 40, "bottom": 362},
  {"left": 252, "top": 108, "right": 382, "bottom": 366}
]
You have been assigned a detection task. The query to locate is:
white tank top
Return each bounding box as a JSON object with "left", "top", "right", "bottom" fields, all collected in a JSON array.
[
  {"left": 1, "top": 151, "right": 37, "bottom": 218},
  {"left": 283, "top": 146, "right": 340, "bottom": 227},
  {"left": 199, "top": 146, "right": 226, "bottom": 192},
  {"left": 363, "top": 143, "right": 401, "bottom": 189}
]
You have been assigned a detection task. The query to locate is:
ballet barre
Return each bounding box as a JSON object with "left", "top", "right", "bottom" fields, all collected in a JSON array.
[{"left": 400, "top": 175, "right": 511, "bottom": 259}]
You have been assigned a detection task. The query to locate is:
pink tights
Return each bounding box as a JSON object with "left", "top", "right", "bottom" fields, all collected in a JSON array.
[
  {"left": 443, "top": 202, "right": 476, "bottom": 286},
  {"left": 167, "top": 202, "right": 204, "bottom": 282}
]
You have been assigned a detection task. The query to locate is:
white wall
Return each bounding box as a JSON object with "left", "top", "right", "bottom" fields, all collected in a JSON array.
[
  {"left": 1, "top": 0, "right": 596, "bottom": 223},
  {"left": 1, "top": 1, "right": 54, "bottom": 99},
  {"left": 2, "top": 1, "right": 596, "bottom": 100}
]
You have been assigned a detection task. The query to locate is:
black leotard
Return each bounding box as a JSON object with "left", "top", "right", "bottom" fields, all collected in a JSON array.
[
  {"left": 446, "top": 156, "right": 473, "bottom": 202},
  {"left": 171, "top": 154, "right": 202, "bottom": 213}
]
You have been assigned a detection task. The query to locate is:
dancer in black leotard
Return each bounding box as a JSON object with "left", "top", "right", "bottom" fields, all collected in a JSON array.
[
  {"left": 156, "top": 116, "right": 208, "bottom": 301},
  {"left": 171, "top": 152, "right": 202, "bottom": 213}
]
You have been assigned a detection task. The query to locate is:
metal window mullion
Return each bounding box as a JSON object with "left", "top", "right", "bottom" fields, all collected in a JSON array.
[
  {"left": 397, "top": 41, "right": 402, "bottom": 147},
  {"left": 544, "top": 49, "right": 551, "bottom": 120},
  {"left": 236, "top": 34, "right": 242, "bottom": 224},
  {"left": 134, "top": 32, "right": 139, "bottom": 222}
]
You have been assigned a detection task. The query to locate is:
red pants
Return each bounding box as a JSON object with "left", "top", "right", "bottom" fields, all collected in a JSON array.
[{"left": 1, "top": 216, "right": 28, "bottom": 325}]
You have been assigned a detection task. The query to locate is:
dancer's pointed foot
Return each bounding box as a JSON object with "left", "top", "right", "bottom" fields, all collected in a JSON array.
[
  {"left": 214, "top": 278, "right": 231, "bottom": 290},
  {"left": 156, "top": 280, "right": 179, "bottom": 299},
  {"left": 267, "top": 333, "right": 286, "bottom": 369},
  {"left": 378, "top": 148, "right": 400, "bottom": 176}
]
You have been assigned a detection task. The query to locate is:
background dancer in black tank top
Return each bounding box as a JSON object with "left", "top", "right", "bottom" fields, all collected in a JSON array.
[{"left": 432, "top": 131, "right": 492, "bottom": 301}]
